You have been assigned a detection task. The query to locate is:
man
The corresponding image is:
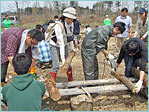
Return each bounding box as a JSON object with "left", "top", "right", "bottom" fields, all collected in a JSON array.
[
  {"left": 81, "top": 22, "right": 126, "bottom": 80},
  {"left": 1, "top": 28, "right": 44, "bottom": 87},
  {"left": 2, "top": 53, "right": 46, "bottom": 111},
  {"left": 54, "top": 15, "right": 59, "bottom": 22},
  {"left": 115, "top": 8, "right": 133, "bottom": 52},
  {"left": 104, "top": 15, "right": 112, "bottom": 25},
  {"left": 116, "top": 38, "right": 148, "bottom": 93},
  {"left": 3, "top": 15, "right": 13, "bottom": 29}
]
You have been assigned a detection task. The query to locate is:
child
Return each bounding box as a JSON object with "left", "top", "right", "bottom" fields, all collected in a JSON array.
[{"left": 2, "top": 53, "right": 46, "bottom": 111}]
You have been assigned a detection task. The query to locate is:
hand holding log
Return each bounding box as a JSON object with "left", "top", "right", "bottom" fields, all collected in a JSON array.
[{"left": 58, "top": 50, "right": 76, "bottom": 74}]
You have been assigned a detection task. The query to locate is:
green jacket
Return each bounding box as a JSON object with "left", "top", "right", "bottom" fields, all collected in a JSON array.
[
  {"left": 104, "top": 18, "right": 112, "bottom": 25},
  {"left": 2, "top": 73, "right": 46, "bottom": 111},
  {"left": 3, "top": 19, "right": 12, "bottom": 28}
]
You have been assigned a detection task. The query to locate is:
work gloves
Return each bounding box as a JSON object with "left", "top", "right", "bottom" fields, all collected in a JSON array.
[
  {"left": 107, "top": 53, "right": 115, "bottom": 60},
  {"left": 135, "top": 80, "right": 143, "bottom": 93}
]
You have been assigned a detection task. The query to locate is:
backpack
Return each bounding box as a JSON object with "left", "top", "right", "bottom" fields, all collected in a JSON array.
[
  {"left": 45, "top": 23, "right": 63, "bottom": 43},
  {"left": 73, "top": 19, "right": 81, "bottom": 35}
]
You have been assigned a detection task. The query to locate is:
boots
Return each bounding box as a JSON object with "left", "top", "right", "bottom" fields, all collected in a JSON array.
[
  {"left": 45, "top": 72, "right": 61, "bottom": 101},
  {"left": 67, "top": 65, "right": 73, "bottom": 82}
]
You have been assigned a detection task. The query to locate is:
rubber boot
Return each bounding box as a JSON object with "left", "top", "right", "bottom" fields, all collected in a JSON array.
[
  {"left": 50, "top": 72, "right": 56, "bottom": 81},
  {"left": 45, "top": 72, "right": 61, "bottom": 101},
  {"left": 67, "top": 65, "right": 73, "bottom": 82}
]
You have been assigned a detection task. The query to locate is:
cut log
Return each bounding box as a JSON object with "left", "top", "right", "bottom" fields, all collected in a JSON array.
[
  {"left": 111, "top": 71, "right": 136, "bottom": 93},
  {"left": 131, "top": 67, "right": 148, "bottom": 88},
  {"left": 59, "top": 84, "right": 131, "bottom": 96},
  {"left": 58, "top": 50, "right": 76, "bottom": 74},
  {"left": 56, "top": 78, "right": 137, "bottom": 88},
  {"left": 70, "top": 94, "right": 93, "bottom": 111}
]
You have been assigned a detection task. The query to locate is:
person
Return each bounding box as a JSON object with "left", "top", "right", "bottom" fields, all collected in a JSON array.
[
  {"left": 83, "top": 25, "right": 92, "bottom": 36},
  {"left": 115, "top": 8, "right": 133, "bottom": 52},
  {"left": 1, "top": 28, "right": 44, "bottom": 87},
  {"left": 116, "top": 38, "right": 148, "bottom": 93},
  {"left": 81, "top": 22, "right": 126, "bottom": 80},
  {"left": 103, "top": 15, "right": 112, "bottom": 25},
  {"left": 2, "top": 53, "right": 47, "bottom": 111},
  {"left": 43, "top": 20, "right": 55, "bottom": 31},
  {"left": 3, "top": 15, "right": 13, "bottom": 29},
  {"left": 134, "top": 8, "right": 148, "bottom": 48},
  {"left": 46, "top": 7, "right": 76, "bottom": 82},
  {"left": 54, "top": 15, "right": 59, "bottom": 22},
  {"left": 73, "top": 19, "right": 81, "bottom": 48}
]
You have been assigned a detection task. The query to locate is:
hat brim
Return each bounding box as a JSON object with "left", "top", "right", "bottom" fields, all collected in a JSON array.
[{"left": 62, "top": 13, "right": 76, "bottom": 19}]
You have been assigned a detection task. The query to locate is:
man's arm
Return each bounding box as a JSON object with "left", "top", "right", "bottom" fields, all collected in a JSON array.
[{"left": 101, "top": 49, "right": 108, "bottom": 58}]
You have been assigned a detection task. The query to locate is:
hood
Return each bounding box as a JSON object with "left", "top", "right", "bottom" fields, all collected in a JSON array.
[{"left": 11, "top": 73, "right": 33, "bottom": 91}]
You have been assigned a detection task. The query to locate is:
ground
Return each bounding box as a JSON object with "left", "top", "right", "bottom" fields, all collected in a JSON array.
[{"left": 4, "top": 37, "right": 148, "bottom": 111}]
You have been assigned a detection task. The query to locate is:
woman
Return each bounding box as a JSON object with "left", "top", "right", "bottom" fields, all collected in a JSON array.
[
  {"left": 49, "top": 7, "right": 76, "bottom": 82},
  {"left": 134, "top": 8, "right": 148, "bottom": 47}
]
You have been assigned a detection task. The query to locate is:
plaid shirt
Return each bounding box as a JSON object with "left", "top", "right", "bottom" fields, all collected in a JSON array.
[
  {"left": 1, "top": 27, "right": 32, "bottom": 64},
  {"left": 38, "top": 40, "right": 51, "bottom": 62}
]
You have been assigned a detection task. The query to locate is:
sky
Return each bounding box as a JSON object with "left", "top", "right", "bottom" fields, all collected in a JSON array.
[
  {"left": 1, "top": 1, "right": 135, "bottom": 13},
  {"left": 1, "top": 1, "right": 97, "bottom": 12}
]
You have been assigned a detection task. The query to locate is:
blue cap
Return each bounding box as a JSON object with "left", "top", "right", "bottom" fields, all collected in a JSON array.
[{"left": 139, "top": 8, "right": 146, "bottom": 14}]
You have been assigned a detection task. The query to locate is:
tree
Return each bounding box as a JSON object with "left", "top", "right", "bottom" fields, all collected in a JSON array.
[
  {"left": 70, "top": 1, "right": 79, "bottom": 9},
  {"left": 115, "top": 1, "right": 121, "bottom": 11},
  {"left": 15, "top": 1, "right": 21, "bottom": 23},
  {"left": 104, "top": 1, "right": 113, "bottom": 11},
  {"left": 134, "top": 1, "right": 142, "bottom": 12}
]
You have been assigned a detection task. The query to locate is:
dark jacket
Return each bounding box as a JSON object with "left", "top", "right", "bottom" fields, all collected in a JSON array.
[
  {"left": 82, "top": 25, "right": 113, "bottom": 55},
  {"left": 73, "top": 19, "right": 81, "bottom": 35},
  {"left": 117, "top": 38, "right": 148, "bottom": 71},
  {"left": 2, "top": 73, "right": 45, "bottom": 111}
]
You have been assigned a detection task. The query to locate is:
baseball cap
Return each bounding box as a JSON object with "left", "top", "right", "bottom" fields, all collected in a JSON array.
[{"left": 139, "top": 8, "right": 146, "bottom": 14}]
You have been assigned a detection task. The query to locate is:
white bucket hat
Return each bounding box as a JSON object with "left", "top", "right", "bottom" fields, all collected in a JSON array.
[{"left": 62, "top": 7, "right": 76, "bottom": 19}]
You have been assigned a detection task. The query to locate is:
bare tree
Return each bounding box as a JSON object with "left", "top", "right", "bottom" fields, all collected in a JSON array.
[
  {"left": 115, "top": 1, "right": 121, "bottom": 12},
  {"left": 15, "top": 1, "right": 21, "bottom": 23}
]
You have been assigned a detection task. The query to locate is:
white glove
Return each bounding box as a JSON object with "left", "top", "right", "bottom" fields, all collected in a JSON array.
[
  {"left": 135, "top": 80, "right": 143, "bottom": 93},
  {"left": 62, "top": 58, "right": 65, "bottom": 65},
  {"left": 108, "top": 53, "right": 115, "bottom": 60}
]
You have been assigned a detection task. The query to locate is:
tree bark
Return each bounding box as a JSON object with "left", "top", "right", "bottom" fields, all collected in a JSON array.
[
  {"left": 111, "top": 71, "right": 136, "bottom": 93},
  {"left": 131, "top": 67, "right": 148, "bottom": 88}
]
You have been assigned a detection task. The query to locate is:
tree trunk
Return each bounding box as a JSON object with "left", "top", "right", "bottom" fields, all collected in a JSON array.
[
  {"left": 58, "top": 50, "right": 76, "bottom": 74},
  {"left": 111, "top": 71, "right": 136, "bottom": 93},
  {"left": 70, "top": 94, "right": 93, "bottom": 111},
  {"left": 15, "top": 1, "right": 21, "bottom": 23},
  {"left": 131, "top": 67, "right": 148, "bottom": 88}
]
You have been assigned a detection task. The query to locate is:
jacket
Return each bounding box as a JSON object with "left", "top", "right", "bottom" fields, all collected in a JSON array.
[{"left": 2, "top": 73, "right": 46, "bottom": 111}]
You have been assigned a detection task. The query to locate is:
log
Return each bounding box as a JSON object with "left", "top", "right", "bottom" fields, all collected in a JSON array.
[
  {"left": 56, "top": 78, "right": 137, "bottom": 88},
  {"left": 111, "top": 71, "right": 136, "bottom": 93},
  {"left": 131, "top": 67, "right": 148, "bottom": 88},
  {"left": 59, "top": 84, "right": 131, "bottom": 96},
  {"left": 70, "top": 94, "right": 93, "bottom": 111},
  {"left": 58, "top": 50, "right": 76, "bottom": 74}
]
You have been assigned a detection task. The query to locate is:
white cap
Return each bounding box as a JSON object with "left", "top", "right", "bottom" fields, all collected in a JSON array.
[
  {"left": 106, "top": 15, "right": 109, "bottom": 18},
  {"left": 62, "top": 7, "right": 76, "bottom": 19}
]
